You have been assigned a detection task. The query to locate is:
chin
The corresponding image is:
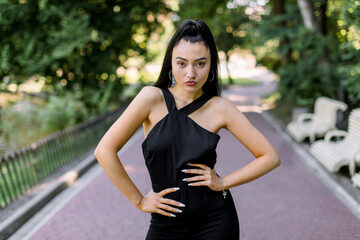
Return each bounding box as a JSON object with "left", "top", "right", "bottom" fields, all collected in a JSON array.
[
  {"left": 184, "top": 82, "right": 205, "bottom": 89},
  {"left": 183, "top": 85, "right": 202, "bottom": 92}
]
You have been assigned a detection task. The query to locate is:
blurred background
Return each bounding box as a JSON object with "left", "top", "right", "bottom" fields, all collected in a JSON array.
[{"left": 0, "top": 0, "right": 359, "bottom": 167}]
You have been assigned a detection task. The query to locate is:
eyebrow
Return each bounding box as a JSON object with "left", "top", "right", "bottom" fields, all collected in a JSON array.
[{"left": 175, "top": 57, "right": 207, "bottom": 61}]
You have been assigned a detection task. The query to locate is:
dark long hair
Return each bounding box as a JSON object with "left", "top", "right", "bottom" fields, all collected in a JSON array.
[{"left": 154, "top": 19, "right": 221, "bottom": 96}]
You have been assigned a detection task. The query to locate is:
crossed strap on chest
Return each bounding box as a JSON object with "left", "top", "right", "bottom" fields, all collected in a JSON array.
[{"left": 160, "top": 88, "right": 212, "bottom": 116}]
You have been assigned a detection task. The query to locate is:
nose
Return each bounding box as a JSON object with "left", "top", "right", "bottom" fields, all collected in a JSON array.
[{"left": 186, "top": 66, "right": 196, "bottom": 79}]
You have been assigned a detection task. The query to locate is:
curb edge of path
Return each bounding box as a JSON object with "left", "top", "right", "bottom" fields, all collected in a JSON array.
[
  {"left": 261, "top": 110, "right": 360, "bottom": 220},
  {"left": 0, "top": 151, "right": 98, "bottom": 240}
]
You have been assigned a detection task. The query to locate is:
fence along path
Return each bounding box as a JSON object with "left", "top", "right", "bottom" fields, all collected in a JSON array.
[{"left": 0, "top": 106, "right": 125, "bottom": 209}]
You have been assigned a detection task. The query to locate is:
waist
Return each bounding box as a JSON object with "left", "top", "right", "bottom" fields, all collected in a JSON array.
[{"left": 152, "top": 181, "right": 230, "bottom": 219}]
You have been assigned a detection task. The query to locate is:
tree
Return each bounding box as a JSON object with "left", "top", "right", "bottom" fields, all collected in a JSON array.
[
  {"left": 297, "top": 0, "right": 320, "bottom": 33},
  {"left": 178, "top": 0, "right": 256, "bottom": 84},
  {"left": 256, "top": 0, "right": 341, "bottom": 106},
  {"left": 273, "top": 0, "right": 291, "bottom": 66},
  {"left": 0, "top": 0, "right": 170, "bottom": 91},
  {"left": 335, "top": 0, "right": 360, "bottom": 107}
]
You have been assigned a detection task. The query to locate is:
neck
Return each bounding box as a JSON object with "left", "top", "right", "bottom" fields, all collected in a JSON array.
[{"left": 169, "top": 86, "right": 204, "bottom": 104}]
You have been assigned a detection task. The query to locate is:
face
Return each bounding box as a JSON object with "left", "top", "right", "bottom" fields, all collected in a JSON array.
[{"left": 171, "top": 39, "right": 211, "bottom": 93}]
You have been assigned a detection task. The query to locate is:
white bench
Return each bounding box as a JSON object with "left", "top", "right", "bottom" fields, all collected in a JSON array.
[
  {"left": 286, "top": 97, "right": 348, "bottom": 143},
  {"left": 352, "top": 173, "right": 360, "bottom": 188},
  {"left": 310, "top": 108, "right": 360, "bottom": 176}
]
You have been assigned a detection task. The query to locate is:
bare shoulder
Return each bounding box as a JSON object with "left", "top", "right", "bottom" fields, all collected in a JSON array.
[
  {"left": 209, "top": 96, "right": 239, "bottom": 114},
  {"left": 138, "top": 86, "right": 163, "bottom": 102},
  {"left": 125, "top": 86, "right": 164, "bottom": 117},
  {"left": 131, "top": 86, "right": 164, "bottom": 109},
  {"left": 208, "top": 96, "right": 246, "bottom": 129}
]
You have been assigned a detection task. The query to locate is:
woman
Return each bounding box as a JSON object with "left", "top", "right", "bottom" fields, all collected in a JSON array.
[{"left": 94, "top": 19, "right": 280, "bottom": 239}]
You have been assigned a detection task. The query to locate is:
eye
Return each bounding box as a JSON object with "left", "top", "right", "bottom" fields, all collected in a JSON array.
[
  {"left": 177, "top": 62, "right": 186, "bottom": 67},
  {"left": 196, "top": 62, "right": 205, "bottom": 67}
]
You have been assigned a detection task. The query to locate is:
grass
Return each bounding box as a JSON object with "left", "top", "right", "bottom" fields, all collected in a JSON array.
[{"left": 222, "top": 77, "right": 262, "bottom": 86}]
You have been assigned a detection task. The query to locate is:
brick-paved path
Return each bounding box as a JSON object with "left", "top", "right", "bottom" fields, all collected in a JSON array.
[
  {"left": 25, "top": 114, "right": 360, "bottom": 240},
  {"left": 13, "top": 69, "right": 360, "bottom": 239}
]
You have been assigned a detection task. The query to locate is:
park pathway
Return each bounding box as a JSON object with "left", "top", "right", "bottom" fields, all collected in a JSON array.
[{"left": 9, "top": 68, "right": 360, "bottom": 240}]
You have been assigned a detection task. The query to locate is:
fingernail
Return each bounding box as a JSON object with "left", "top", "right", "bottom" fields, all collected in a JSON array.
[
  {"left": 181, "top": 169, "right": 188, "bottom": 172},
  {"left": 187, "top": 163, "right": 192, "bottom": 165},
  {"left": 188, "top": 183, "right": 192, "bottom": 186},
  {"left": 173, "top": 187, "right": 180, "bottom": 191},
  {"left": 170, "top": 214, "right": 176, "bottom": 217},
  {"left": 183, "top": 178, "right": 189, "bottom": 181},
  {"left": 179, "top": 203, "right": 185, "bottom": 207},
  {"left": 176, "top": 209, "right": 182, "bottom": 213}
]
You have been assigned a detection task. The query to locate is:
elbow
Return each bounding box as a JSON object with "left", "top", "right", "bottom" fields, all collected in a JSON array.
[
  {"left": 264, "top": 149, "right": 280, "bottom": 169},
  {"left": 273, "top": 152, "right": 281, "bottom": 168},
  {"left": 94, "top": 143, "right": 119, "bottom": 164},
  {"left": 94, "top": 147, "right": 100, "bottom": 162},
  {"left": 94, "top": 145, "right": 105, "bottom": 163}
]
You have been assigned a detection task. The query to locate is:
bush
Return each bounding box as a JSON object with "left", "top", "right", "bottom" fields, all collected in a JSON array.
[
  {"left": 278, "top": 27, "right": 340, "bottom": 106},
  {"left": 0, "top": 101, "right": 42, "bottom": 151},
  {"left": 39, "top": 94, "right": 89, "bottom": 132}
]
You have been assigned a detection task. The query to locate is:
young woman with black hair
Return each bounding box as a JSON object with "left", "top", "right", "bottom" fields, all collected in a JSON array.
[{"left": 94, "top": 19, "right": 280, "bottom": 239}]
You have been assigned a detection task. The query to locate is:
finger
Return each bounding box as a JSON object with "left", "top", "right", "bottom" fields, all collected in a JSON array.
[
  {"left": 157, "top": 209, "right": 176, "bottom": 218},
  {"left": 158, "top": 187, "right": 180, "bottom": 197},
  {"left": 188, "top": 180, "right": 209, "bottom": 187},
  {"left": 183, "top": 175, "right": 207, "bottom": 182},
  {"left": 181, "top": 169, "right": 206, "bottom": 175},
  {"left": 187, "top": 163, "right": 210, "bottom": 170},
  {"left": 161, "top": 198, "right": 186, "bottom": 207},
  {"left": 158, "top": 203, "right": 183, "bottom": 214}
]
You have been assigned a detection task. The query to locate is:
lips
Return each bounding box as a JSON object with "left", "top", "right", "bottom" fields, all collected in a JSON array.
[{"left": 185, "top": 81, "right": 197, "bottom": 86}]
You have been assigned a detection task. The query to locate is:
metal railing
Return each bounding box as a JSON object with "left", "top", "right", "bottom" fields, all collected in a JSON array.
[{"left": 0, "top": 106, "right": 126, "bottom": 209}]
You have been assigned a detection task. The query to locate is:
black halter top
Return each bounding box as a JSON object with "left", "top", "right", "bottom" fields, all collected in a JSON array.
[{"left": 142, "top": 87, "right": 220, "bottom": 194}]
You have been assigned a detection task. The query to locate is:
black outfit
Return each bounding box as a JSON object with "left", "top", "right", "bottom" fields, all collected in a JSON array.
[{"left": 142, "top": 88, "right": 239, "bottom": 240}]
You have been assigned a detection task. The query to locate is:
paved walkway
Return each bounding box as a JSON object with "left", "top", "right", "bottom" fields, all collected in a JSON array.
[{"left": 9, "top": 69, "right": 360, "bottom": 240}]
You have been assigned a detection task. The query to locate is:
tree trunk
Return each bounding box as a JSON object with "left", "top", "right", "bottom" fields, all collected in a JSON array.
[
  {"left": 225, "top": 52, "right": 233, "bottom": 85},
  {"left": 319, "top": 0, "right": 328, "bottom": 35},
  {"left": 273, "top": 0, "right": 290, "bottom": 66},
  {"left": 297, "top": 0, "right": 320, "bottom": 33},
  {"left": 273, "top": 0, "right": 285, "bottom": 15},
  {"left": 319, "top": 0, "right": 329, "bottom": 61}
]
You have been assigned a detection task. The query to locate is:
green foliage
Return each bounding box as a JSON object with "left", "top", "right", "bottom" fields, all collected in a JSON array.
[
  {"left": 255, "top": 4, "right": 302, "bottom": 72},
  {"left": 0, "top": 82, "right": 140, "bottom": 154},
  {"left": 278, "top": 27, "right": 340, "bottom": 106},
  {"left": 0, "top": 0, "right": 169, "bottom": 91},
  {"left": 335, "top": 0, "right": 360, "bottom": 105},
  {"left": 0, "top": 0, "right": 170, "bottom": 155},
  {"left": 39, "top": 94, "right": 89, "bottom": 132},
  {"left": 178, "top": 0, "right": 254, "bottom": 56},
  {"left": 253, "top": 1, "right": 342, "bottom": 107},
  {"left": 69, "top": 80, "right": 124, "bottom": 116},
  {"left": 222, "top": 77, "right": 261, "bottom": 86},
  {"left": 0, "top": 101, "right": 42, "bottom": 149}
]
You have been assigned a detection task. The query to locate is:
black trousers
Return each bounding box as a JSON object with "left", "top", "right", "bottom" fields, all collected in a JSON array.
[{"left": 145, "top": 191, "right": 239, "bottom": 240}]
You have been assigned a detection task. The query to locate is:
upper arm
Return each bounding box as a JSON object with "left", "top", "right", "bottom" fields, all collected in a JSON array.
[
  {"left": 95, "top": 86, "right": 160, "bottom": 155},
  {"left": 218, "top": 98, "right": 277, "bottom": 159}
]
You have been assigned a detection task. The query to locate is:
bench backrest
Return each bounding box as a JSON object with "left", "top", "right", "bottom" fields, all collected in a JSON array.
[
  {"left": 346, "top": 108, "right": 360, "bottom": 144},
  {"left": 314, "top": 97, "right": 348, "bottom": 127}
]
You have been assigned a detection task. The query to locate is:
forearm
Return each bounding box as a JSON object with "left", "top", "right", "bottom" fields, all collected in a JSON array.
[
  {"left": 223, "top": 153, "right": 280, "bottom": 190},
  {"left": 95, "top": 151, "right": 144, "bottom": 209}
]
